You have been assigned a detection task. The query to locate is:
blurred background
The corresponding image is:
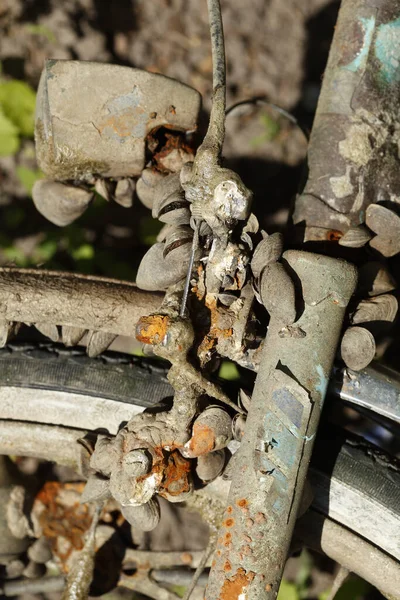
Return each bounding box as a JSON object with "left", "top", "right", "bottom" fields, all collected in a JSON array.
[
  {"left": 0, "top": 1, "right": 391, "bottom": 598},
  {"left": 0, "top": 0, "right": 339, "bottom": 280}
]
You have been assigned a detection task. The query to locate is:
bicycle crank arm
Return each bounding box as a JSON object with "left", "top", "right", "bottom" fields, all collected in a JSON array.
[{"left": 206, "top": 251, "right": 357, "bottom": 600}]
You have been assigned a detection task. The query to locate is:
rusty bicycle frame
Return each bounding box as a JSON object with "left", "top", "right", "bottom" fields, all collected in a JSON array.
[{"left": 1, "top": 0, "right": 400, "bottom": 599}]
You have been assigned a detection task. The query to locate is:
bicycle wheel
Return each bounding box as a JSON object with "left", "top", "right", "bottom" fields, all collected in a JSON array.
[{"left": 0, "top": 342, "right": 399, "bottom": 597}]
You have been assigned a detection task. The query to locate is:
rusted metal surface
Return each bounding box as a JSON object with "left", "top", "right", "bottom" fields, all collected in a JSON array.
[
  {"left": 136, "top": 315, "right": 169, "bottom": 345},
  {"left": 33, "top": 482, "right": 94, "bottom": 571},
  {"left": 205, "top": 251, "right": 357, "bottom": 600},
  {"left": 35, "top": 60, "right": 201, "bottom": 181}
]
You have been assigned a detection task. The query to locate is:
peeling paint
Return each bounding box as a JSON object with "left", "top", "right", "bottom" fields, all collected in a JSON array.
[
  {"left": 315, "top": 364, "right": 328, "bottom": 397},
  {"left": 375, "top": 17, "right": 400, "bottom": 84},
  {"left": 344, "top": 16, "right": 375, "bottom": 74},
  {"left": 330, "top": 166, "right": 354, "bottom": 199},
  {"left": 339, "top": 122, "right": 375, "bottom": 166}
]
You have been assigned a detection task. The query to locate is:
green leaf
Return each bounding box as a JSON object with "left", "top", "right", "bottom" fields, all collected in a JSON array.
[
  {"left": 0, "top": 80, "right": 36, "bottom": 137},
  {"left": 277, "top": 579, "right": 300, "bottom": 600},
  {"left": 218, "top": 361, "right": 241, "bottom": 381},
  {"left": 72, "top": 244, "right": 95, "bottom": 261},
  {"left": 24, "top": 23, "right": 56, "bottom": 43},
  {"left": 0, "top": 108, "right": 20, "bottom": 156},
  {"left": 296, "top": 550, "right": 313, "bottom": 597},
  {"left": 332, "top": 576, "right": 370, "bottom": 600},
  {"left": 250, "top": 113, "right": 281, "bottom": 147},
  {"left": 34, "top": 239, "right": 58, "bottom": 263},
  {"left": 16, "top": 166, "right": 42, "bottom": 194},
  {"left": 2, "top": 245, "right": 28, "bottom": 267},
  {"left": 169, "top": 585, "right": 186, "bottom": 598}
]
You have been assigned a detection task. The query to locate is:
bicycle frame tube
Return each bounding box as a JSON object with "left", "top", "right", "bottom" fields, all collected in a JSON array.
[{"left": 205, "top": 253, "right": 357, "bottom": 599}]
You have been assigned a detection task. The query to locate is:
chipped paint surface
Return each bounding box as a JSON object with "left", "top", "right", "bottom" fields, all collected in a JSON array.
[
  {"left": 315, "top": 364, "right": 328, "bottom": 397},
  {"left": 375, "top": 17, "right": 400, "bottom": 84},
  {"left": 344, "top": 16, "right": 375, "bottom": 74},
  {"left": 220, "top": 568, "right": 255, "bottom": 600},
  {"left": 339, "top": 121, "right": 375, "bottom": 166},
  {"left": 330, "top": 166, "right": 354, "bottom": 199}
]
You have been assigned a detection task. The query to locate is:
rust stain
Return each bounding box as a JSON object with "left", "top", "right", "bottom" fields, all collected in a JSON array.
[
  {"left": 135, "top": 314, "right": 169, "bottom": 345},
  {"left": 98, "top": 106, "right": 146, "bottom": 139},
  {"left": 224, "top": 560, "right": 232, "bottom": 572},
  {"left": 226, "top": 505, "right": 233, "bottom": 514},
  {"left": 265, "top": 584, "right": 272, "bottom": 592},
  {"left": 224, "top": 518, "right": 235, "bottom": 528},
  {"left": 189, "top": 422, "right": 216, "bottom": 456},
  {"left": 181, "top": 552, "right": 193, "bottom": 565},
  {"left": 152, "top": 131, "right": 194, "bottom": 173},
  {"left": 159, "top": 450, "right": 191, "bottom": 497},
  {"left": 327, "top": 229, "right": 343, "bottom": 242},
  {"left": 34, "top": 482, "right": 93, "bottom": 570},
  {"left": 237, "top": 499, "right": 249, "bottom": 509},
  {"left": 198, "top": 293, "right": 234, "bottom": 364},
  {"left": 220, "top": 568, "right": 256, "bottom": 600}
]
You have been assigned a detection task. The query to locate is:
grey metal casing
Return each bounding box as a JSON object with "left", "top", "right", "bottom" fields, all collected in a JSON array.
[{"left": 35, "top": 60, "right": 201, "bottom": 181}]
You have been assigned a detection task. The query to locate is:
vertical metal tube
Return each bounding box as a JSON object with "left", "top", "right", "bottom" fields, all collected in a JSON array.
[
  {"left": 205, "top": 251, "right": 357, "bottom": 600},
  {"left": 292, "top": 0, "right": 400, "bottom": 243}
]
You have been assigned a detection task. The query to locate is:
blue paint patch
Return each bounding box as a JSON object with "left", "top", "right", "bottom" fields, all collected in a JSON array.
[
  {"left": 375, "top": 17, "right": 400, "bottom": 84},
  {"left": 344, "top": 16, "right": 375, "bottom": 74},
  {"left": 273, "top": 388, "right": 303, "bottom": 429},
  {"left": 288, "top": 424, "right": 315, "bottom": 442},
  {"left": 273, "top": 497, "right": 285, "bottom": 514},
  {"left": 315, "top": 364, "right": 328, "bottom": 398},
  {"left": 107, "top": 88, "right": 142, "bottom": 112},
  {"left": 101, "top": 86, "right": 147, "bottom": 140},
  {"left": 262, "top": 411, "right": 301, "bottom": 470}
]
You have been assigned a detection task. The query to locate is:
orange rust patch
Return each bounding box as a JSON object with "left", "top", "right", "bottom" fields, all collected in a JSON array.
[
  {"left": 159, "top": 450, "right": 191, "bottom": 497},
  {"left": 220, "top": 568, "right": 256, "bottom": 600},
  {"left": 224, "top": 518, "right": 234, "bottom": 528},
  {"left": 136, "top": 315, "right": 169, "bottom": 345},
  {"left": 189, "top": 422, "right": 216, "bottom": 456},
  {"left": 225, "top": 532, "right": 232, "bottom": 541},
  {"left": 98, "top": 108, "right": 146, "bottom": 139},
  {"left": 34, "top": 482, "right": 92, "bottom": 570},
  {"left": 237, "top": 499, "right": 248, "bottom": 509},
  {"left": 152, "top": 131, "right": 194, "bottom": 173},
  {"left": 180, "top": 552, "right": 193, "bottom": 565},
  {"left": 224, "top": 560, "right": 232, "bottom": 572},
  {"left": 327, "top": 229, "right": 342, "bottom": 242},
  {"left": 265, "top": 584, "right": 272, "bottom": 592},
  {"left": 226, "top": 505, "right": 233, "bottom": 514}
]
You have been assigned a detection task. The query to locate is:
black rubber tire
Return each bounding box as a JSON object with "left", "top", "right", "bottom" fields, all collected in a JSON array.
[{"left": 0, "top": 342, "right": 399, "bottom": 561}]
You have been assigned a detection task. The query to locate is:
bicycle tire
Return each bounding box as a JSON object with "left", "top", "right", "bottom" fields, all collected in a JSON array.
[{"left": 0, "top": 343, "right": 399, "bottom": 571}]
